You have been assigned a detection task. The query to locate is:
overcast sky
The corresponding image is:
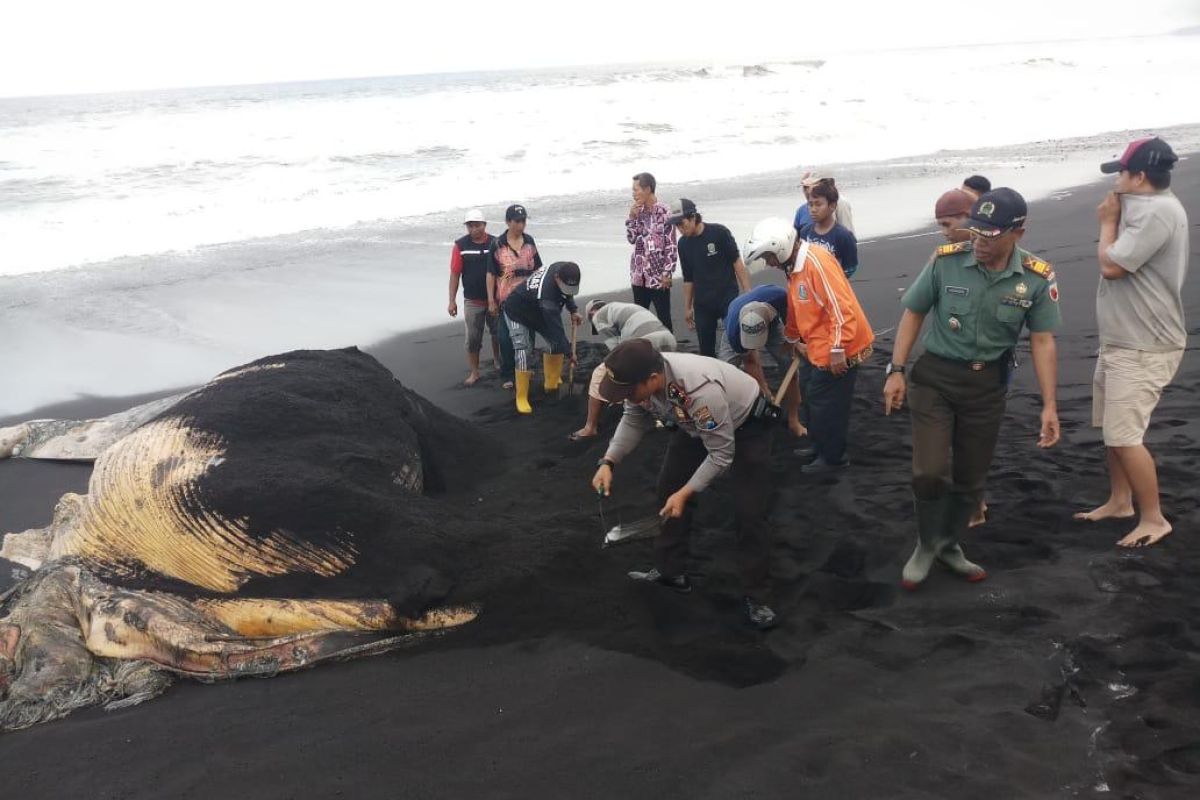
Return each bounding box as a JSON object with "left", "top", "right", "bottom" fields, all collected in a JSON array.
[{"left": 3, "top": 0, "right": 1197, "bottom": 98}]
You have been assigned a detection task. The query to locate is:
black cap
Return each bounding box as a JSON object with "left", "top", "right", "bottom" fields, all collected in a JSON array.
[
  {"left": 667, "top": 198, "right": 697, "bottom": 225},
  {"left": 552, "top": 261, "right": 580, "bottom": 295},
  {"left": 597, "top": 339, "right": 661, "bottom": 404},
  {"left": 505, "top": 204, "right": 528, "bottom": 222},
  {"left": 964, "top": 188, "right": 1028, "bottom": 238},
  {"left": 1100, "top": 137, "right": 1178, "bottom": 174}
]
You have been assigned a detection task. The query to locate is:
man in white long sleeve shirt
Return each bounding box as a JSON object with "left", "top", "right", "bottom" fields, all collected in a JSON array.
[
  {"left": 570, "top": 300, "right": 676, "bottom": 441},
  {"left": 590, "top": 339, "right": 778, "bottom": 629}
]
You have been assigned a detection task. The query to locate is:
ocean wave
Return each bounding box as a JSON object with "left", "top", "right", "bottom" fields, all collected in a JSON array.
[
  {"left": 619, "top": 122, "right": 674, "bottom": 134},
  {"left": 328, "top": 146, "right": 467, "bottom": 167},
  {"left": 742, "top": 65, "right": 773, "bottom": 77},
  {"left": 583, "top": 138, "right": 648, "bottom": 147}
]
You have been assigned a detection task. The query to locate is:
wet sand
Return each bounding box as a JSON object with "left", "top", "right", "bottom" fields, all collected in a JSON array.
[{"left": 2, "top": 163, "right": 1199, "bottom": 798}]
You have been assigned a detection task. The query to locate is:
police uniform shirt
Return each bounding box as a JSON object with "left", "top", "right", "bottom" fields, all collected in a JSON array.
[
  {"left": 901, "top": 241, "right": 1061, "bottom": 362},
  {"left": 603, "top": 353, "right": 760, "bottom": 492}
]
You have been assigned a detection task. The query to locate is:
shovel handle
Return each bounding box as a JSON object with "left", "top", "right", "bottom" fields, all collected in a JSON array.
[{"left": 772, "top": 356, "right": 801, "bottom": 408}]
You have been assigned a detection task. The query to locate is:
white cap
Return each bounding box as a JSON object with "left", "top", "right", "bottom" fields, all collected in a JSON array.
[
  {"left": 464, "top": 209, "right": 486, "bottom": 224},
  {"left": 738, "top": 302, "right": 776, "bottom": 350}
]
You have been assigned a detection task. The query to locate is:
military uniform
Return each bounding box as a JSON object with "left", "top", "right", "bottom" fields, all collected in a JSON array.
[
  {"left": 602, "top": 350, "right": 773, "bottom": 605},
  {"left": 897, "top": 222, "right": 1061, "bottom": 585}
]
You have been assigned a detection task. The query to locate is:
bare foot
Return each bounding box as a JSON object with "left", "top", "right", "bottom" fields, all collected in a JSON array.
[
  {"left": 968, "top": 501, "right": 988, "bottom": 528},
  {"left": 1074, "top": 500, "right": 1135, "bottom": 522},
  {"left": 463, "top": 372, "right": 480, "bottom": 387},
  {"left": 1116, "top": 519, "right": 1172, "bottom": 548}
]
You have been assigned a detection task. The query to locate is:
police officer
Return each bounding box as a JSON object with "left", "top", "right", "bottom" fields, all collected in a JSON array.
[
  {"left": 881, "top": 188, "right": 1061, "bottom": 590},
  {"left": 590, "top": 338, "right": 777, "bottom": 630}
]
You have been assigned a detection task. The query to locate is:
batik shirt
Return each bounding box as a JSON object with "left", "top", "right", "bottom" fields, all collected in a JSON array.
[{"left": 626, "top": 202, "right": 678, "bottom": 289}]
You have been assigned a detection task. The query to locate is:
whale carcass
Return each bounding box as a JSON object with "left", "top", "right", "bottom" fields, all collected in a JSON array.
[{"left": 0, "top": 348, "right": 496, "bottom": 730}]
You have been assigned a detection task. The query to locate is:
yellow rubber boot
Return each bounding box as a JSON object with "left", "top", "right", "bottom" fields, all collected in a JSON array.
[
  {"left": 515, "top": 370, "right": 534, "bottom": 414},
  {"left": 543, "top": 353, "right": 564, "bottom": 393}
]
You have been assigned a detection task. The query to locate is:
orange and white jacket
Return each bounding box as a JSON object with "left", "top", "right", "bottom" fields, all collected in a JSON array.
[{"left": 783, "top": 241, "right": 874, "bottom": 367}]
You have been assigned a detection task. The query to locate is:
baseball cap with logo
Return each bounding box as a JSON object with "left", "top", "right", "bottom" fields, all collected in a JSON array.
[
  {"left": 552, "top": 261, "right": 581, "bottom": 296},
  {"left": 667, "top": 198, "right": 698, "bottom": 225},
  {"left": 738, "top": 302, "right": 777, "bottom": 350},
  {"left": 1100, "top": 137, "right": 1178, "bottom": 174},
  {"left": 505, "top": 204, "right": 528, "bottom": 222},
  {"left": 464, "top": 208, "right": 486, "bottom": 224},
  {"left": 963, "top": 188, "right": 1028, "bottom": 238},
  {"left": 596, "top": 339, "right": 662, "bottom": 404}
]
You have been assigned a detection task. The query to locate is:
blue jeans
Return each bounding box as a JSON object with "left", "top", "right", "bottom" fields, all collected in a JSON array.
[{"left": 806, "top": 363, "right": 859, "bottom": 464}]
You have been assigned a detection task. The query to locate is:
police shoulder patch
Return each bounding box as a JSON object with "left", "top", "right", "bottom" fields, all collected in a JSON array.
[
  {"left": 935, "top": 240, "right": 972, "bottom": 258},
  {"left": 1021, "top": 254, "right": 1055, "bottom": 281}
]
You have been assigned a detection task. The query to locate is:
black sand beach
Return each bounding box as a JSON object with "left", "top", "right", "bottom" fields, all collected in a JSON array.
[{"left": 2, "top": 165, "right": 1198, "bottom": 799}]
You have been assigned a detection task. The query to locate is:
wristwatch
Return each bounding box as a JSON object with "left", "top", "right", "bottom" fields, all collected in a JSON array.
[
  {"left": 597, "top": 457, "right": 616, "bottom": 469},
  {"left": 885, "top": 362, "right": 906, "bottom": 377}
]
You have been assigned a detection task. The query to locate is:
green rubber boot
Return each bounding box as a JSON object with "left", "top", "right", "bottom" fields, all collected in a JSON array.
[
  {"left": 902, "top": 495, "right": 952, "bottom": 590},
  {"left": 937, "top": 493, "right": 987, "bottom": 582}
]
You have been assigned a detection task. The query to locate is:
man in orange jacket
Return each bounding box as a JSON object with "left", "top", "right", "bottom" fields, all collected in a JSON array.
[{"left": 744, "top": 218, "right": 874, "bottom": 472}]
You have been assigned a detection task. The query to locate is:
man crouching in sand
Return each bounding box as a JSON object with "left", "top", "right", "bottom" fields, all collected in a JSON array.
[{"left": 590, "top": 339, "right": 778, "bottom": 630}]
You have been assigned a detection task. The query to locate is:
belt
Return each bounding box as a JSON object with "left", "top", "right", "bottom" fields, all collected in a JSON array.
[
  {"left": 813, "top": 345, "right": 873, "bottom": 371},
  {"left": 924, "top": 352, "right": 1000, "bottom": 372}
]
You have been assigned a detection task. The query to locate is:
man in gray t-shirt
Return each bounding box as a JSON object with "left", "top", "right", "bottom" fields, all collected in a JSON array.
[{"left": 1075, "top": 137, "right": 1189, "bottom": 548}]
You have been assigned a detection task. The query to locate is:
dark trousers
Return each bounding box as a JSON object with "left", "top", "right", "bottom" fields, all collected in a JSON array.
[
  {"left": 908, "top": 353, "right": 1007, "bottom": 505},
  {"left": 654, "top": 422, "right": 773, "bottom": 602},
  {"left": 497, "top": 311, "right": 516, "bottom": 380},
  {"left": 632, "top": 285, "right": 673, "bottom": 332},
  {"left": 692, "top": 302, "right": 727, "bottom": 357},
  {"left": 806, "top": 363, "right": 859, "bottom": 464}
]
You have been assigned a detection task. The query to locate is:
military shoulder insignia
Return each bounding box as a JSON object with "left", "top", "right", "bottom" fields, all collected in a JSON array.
[
  {"left": 1021, "top": 254, "right": 1055, "bottom": 281},
  {"left": 935, "top": 241, "right": 972, "bottom": 258}
]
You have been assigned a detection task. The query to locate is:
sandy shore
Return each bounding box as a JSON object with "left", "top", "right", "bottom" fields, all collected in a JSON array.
[{"left": 2, "top": 158, "right": 1199, "bottom": 798}]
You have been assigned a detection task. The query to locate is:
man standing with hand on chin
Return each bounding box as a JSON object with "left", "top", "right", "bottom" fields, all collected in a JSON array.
[
  {"left": 1074, "top": 137, "right": 1188, "bottom": 547},
  {"left": 882, "top": 188, "right": 1061, "bottom": 591},
  {"left": 627, "top": 172, "right": 678, "bottom": 331}
]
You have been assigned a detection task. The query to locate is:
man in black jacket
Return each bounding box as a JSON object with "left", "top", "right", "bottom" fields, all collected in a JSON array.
[{"left": 502, "top": 261, "right": 583, "bottom": 413}]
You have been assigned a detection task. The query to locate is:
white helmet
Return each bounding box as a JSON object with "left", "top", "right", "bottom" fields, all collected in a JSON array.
[{"left": 743, "top": 217, "right": 797, "bottom": 267}]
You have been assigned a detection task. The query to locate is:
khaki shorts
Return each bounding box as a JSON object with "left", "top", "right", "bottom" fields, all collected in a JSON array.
[
  {"left": 1092, "top": 345, "right": 1183, "bottom": 447},
  {"left": 463, "top": 302, "right": 498, "bottom": 353}
]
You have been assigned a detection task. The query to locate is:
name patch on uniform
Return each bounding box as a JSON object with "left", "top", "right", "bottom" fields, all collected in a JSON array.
[
  {"left": 1000, "top": 295, "right": 1033, "bottom": 308},
  {"left": 944, "top": 286, "right": 970, "bottom": 296},
  {"left": 692, "top": 406, "right": 718, "bottom": 430}
]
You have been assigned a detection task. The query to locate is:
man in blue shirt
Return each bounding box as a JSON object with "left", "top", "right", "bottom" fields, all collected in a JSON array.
[
  {"left": 798, "top": 182, "right": 859, "bottom": 278},
  {"left": 718, "top": 285, "right": 804, "bottom": 438}
]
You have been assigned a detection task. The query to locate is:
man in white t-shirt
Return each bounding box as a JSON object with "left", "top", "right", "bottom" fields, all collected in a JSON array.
[{"left": 1075, "top": 137, "right": 1189, "bottom": 547}]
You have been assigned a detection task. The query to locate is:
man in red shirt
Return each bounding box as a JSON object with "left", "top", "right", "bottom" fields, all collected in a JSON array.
[
  {"left": 448, "top": 209, "right": 498, "bottom": 386},
  {"left": 745, "top": 218, "right": 874, "bottom": 471}
]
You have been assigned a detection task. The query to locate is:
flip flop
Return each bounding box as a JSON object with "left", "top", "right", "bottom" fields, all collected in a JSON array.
[{"left": 568, "top": 431, "right": 597, "bottom": 442}]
